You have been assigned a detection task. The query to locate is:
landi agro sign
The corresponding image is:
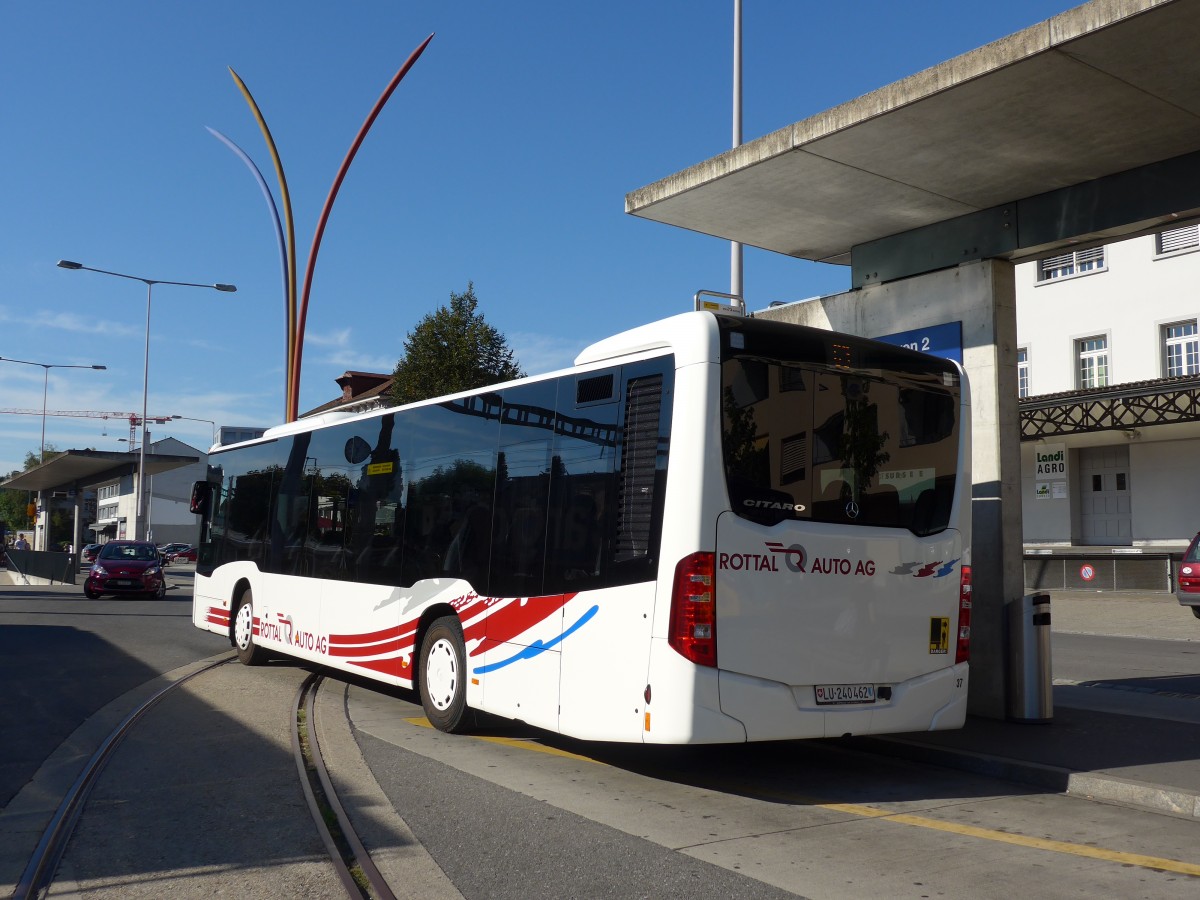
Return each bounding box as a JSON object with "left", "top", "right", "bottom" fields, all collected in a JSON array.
[{"left": 1035, "top": 443, "right": 1068, "bottom": 479}]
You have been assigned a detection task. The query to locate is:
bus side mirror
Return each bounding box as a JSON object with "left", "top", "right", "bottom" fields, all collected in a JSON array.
[{"left": 190, "top": 481, "right": 210, "bottom": 516}]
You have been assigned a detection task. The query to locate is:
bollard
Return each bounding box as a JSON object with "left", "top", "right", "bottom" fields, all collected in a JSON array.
[{"left": 1006, "top": 592, "right": 1053, "bottom": 722}]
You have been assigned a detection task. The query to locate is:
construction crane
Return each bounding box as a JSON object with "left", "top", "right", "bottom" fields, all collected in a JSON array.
[{"left": 0, "top": 409, "right": 176, "bottom": 448}]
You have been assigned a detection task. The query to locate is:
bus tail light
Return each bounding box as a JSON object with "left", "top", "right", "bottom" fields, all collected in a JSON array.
[
  {"left": 955, "top": 565, "right": 972, "bottom": 664},
  {"left": 669, "top": 552, "right": 717, "bottom": 668}
]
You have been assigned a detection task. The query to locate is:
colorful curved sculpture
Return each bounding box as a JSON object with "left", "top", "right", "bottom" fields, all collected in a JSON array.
[
  {"left": 210, "top": 34, "right": 434, "bottom": 421},
  {"left": 226, "top": 68, "right": 300, "bottom": 417},
  {"left": 293, "top": 33, "right": 435, "bottom": 422},
  {"left": 205, "top": 126, "right": 290, "bottom": 419}
]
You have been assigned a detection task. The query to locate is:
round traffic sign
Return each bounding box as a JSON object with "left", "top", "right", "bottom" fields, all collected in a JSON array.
[{"left": 1080, "top": 564, "right": 1095, "bottom": 582}]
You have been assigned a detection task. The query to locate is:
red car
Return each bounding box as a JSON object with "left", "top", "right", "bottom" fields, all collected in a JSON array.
[
  {"left": 84, "top": 540, "right": 167, "bottom": 600},
  {"left": 169, "top": 546, "right": 197, "bottom": 563},
  {"left": 1178, "top": 532, "right": 1200, "bottom": 619}
]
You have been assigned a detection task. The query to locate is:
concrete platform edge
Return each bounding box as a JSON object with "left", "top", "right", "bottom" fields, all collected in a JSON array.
[{"left": 852, "top": 734, "right": 1200, "bottom": 819}]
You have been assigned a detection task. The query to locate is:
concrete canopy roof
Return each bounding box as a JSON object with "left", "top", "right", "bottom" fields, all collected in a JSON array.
[
  {"left": 0, "top": 450, "right": 199, "bottom": 493},
  {"left": 625, "top": 0, "right": 1200, "bottom": 269}
]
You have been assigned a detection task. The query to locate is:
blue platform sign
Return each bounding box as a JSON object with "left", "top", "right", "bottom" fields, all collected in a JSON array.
[{"left": 874, "top": 321, "right": 962, "bottom": 364}]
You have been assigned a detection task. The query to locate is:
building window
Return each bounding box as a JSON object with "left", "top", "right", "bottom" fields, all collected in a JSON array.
[
  {"left": 1164, "top": 320, "right": 1199, "bottom": 377},
  {"left": 1017, "top": 347, "right": 1030, "bottom": 398},
  {"left": 1077, "top": 336, "right": 1109, "bottom": 389},
  {"left": 1156, "top": 223, "right": 1200, "bottom": 256},
  {"left": 1038, "top": 246, "right": 1106, "bottom": 282}
]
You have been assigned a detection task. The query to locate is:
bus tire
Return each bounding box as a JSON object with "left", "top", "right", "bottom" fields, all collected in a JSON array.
[
  {"left": 233, "top": 589, "right": 270, "bottom": 666},
  {"left": 419, "top": 616, "right": 469, "bottom": 733}
]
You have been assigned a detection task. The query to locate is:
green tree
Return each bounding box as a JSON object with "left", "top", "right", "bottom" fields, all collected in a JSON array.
[
  {"left": 390, "top": 283, "right": 523, "bottom": 406},
  {"left": 0, "top": 444, "right": 66, "bottom": 538}
]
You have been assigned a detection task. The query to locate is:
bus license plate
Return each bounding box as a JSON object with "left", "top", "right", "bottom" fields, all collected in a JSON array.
[{"left": 814, "top": 683, "right": 876, "bottom": 705}]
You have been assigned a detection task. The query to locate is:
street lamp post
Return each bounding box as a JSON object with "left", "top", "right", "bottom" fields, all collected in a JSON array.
[
  {"left": 57, "top": 260, "right": 236, "bottom": 541},
  {"left": 0, "top": 356, "right": 106, "bottom": 551},
  {"left": 0, "top": 356, "right": 108, "bottom": 463},
  {"left": 171, "top": 415, "right": 218, "bottom": 447}
]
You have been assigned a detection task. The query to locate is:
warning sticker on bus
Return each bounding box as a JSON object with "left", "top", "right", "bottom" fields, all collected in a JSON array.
[{"left": 814, "top": 683, "right": 876, "bottom": 705}]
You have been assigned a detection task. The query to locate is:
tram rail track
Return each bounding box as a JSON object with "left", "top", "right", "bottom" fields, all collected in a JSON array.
[
  {"left": 293, "top": 672, "right": 397, "bottom": 900},
  {"left": 13, "top": 663, "right": 400, "bottom": 900},
  {"left": 12, "top": 658, "right": 233, "bottom": 900}
]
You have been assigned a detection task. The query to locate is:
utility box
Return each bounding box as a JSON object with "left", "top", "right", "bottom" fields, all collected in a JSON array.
[{"left": 1006, "top": 592, "right": 1053, "bottom": 722}]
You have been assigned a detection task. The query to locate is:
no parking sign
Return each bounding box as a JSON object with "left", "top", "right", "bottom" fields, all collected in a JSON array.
[{"left": 1080, "top": 564, "right": 1095, "bottom": 582}]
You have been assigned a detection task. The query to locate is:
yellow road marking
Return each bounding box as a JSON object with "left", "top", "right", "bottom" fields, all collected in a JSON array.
[
  {"left": 402, "top": 717, "right": 1200, "bottom": 877},
  {"left": 820, "top": 802, "right": 1200, "bottom": 876},
  {"left": 403, "top": 717, "right": 594, "bottom": 761}
]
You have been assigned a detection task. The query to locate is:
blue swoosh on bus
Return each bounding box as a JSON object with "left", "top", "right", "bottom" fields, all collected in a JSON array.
[
  {"left": 473, "top": 604, "right": 599, "bottom": 674},
  {"left": 935, "top": 559, "right": 960, "bottom": 577}
]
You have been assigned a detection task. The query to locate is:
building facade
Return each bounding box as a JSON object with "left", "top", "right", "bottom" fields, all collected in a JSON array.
[
  {"left": 1017, "top": 224, "right": 1200, "bottom": 590},
  {"left": 90, "top": 437, "right": 208, "bottom": 546}
]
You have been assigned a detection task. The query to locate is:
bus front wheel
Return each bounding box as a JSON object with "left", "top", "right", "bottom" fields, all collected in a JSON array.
[
  {"left": 233, "top": 589, "right": 270, "bottom": 666},
  {"left": 419, "top": 616, "right": 470, "bottom": 733}
]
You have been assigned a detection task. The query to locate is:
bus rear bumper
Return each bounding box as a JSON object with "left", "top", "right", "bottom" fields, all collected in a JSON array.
[{"left": 718, "top": 662, "right": 969, "bottom": 741}]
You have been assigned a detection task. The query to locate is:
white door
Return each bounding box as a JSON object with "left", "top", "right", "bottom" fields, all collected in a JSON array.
[{"left": 1077, "top": 446, "right": 1131, "bottom": 545}]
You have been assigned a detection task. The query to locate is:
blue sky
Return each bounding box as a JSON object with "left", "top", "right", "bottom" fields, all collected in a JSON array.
[{"left": 1, "top": 0, "right": 1072, "bottom": 476}]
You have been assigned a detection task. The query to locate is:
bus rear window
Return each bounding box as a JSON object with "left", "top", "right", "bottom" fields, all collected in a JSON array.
[{"left": 721, "top": 354, "right": 960, "bottom": 535}]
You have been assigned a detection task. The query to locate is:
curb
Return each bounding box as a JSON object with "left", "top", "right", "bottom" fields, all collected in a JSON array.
[{"left": 852, "top": 734, "right": 1200, "bottom": 819}]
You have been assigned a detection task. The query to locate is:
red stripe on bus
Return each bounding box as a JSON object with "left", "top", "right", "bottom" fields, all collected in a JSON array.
[
  {"left": 329, "top": 637, "right": 416, "bottom": 659},
  {"left": 348, "top": 656, "right": 413, "bottom": 679}
]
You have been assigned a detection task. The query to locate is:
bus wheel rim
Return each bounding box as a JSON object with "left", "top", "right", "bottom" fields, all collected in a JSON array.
[
  {"left": 235, "top": 603, "right": 253, "bottom": 650},
  {"left": 426, "top": 638, "right": 458, "bottom": 711}
]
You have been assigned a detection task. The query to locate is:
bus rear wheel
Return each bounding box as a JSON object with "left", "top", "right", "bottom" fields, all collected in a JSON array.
[
  {"left": 233, "top": 589, "right": 270, "bottom": 666},
  {"left": 419, "top": 616, "right": 470, "bottom": 733}
]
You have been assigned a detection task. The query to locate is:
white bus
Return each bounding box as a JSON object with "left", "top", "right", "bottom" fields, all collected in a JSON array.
[{"left": 191, "top": 310, "right": 971, "bottom": 744}]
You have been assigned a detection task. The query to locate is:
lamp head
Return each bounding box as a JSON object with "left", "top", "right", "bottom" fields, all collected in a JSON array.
[
  {"left": 57, "top": 260, "right": 83, "bottom": 270},
  {"left": 215, "top": 283, "right": 237, "bottom": 293}
]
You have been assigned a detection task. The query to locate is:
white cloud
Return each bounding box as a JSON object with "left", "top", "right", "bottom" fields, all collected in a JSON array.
[
  {"left": 27, "top": 310, "right": 142, "bottom": 338},
  {"left": 304, "top": 327, "right": 353, "bottom": 348}
]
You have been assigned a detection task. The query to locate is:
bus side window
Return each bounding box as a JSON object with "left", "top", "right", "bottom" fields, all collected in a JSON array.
[
  {"left": 544, "top": 371, "right": 619, "bottom": 594},
  {"left": 401, "top": 400, "right": 498, "bottom": 593},
  {"left": 490, "top": 380, "right": 557, "bottom": 598}
]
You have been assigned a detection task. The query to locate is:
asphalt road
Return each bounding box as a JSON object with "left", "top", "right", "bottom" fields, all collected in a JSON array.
[
  {"left": 0, "top": 578, "right": 226, "bottom": 809},
  {"left": 3, "top": 580, "right": 1200, "bottom": 898},
  {"left": 1054, "top": 631, "right": 1200, "bottom": 696},
  {"left": 348, "top": 680, "right": 1200, "bottom": 899}
]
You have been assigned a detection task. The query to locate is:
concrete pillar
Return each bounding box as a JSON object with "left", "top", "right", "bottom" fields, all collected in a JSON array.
[
  {"left": 35, "top": 489, "right": 45, "bottom": 551},
  {"left": 758, "top": 259, "right": 1021, "bottom": 719},
  {"left": 71, "top": 484, "right": 84, "bottom": 557}
]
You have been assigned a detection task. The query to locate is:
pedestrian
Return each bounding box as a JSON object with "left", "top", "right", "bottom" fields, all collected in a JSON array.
[{"left": 14, "top": 533, "right": 31, "bottom": 551}]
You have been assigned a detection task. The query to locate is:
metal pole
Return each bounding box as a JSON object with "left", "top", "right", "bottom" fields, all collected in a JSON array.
[
  {"left": 38, "top": 366, "right": 49, "bottom": 551},
  {"left": 40, "top": 366, "right": 50, "bottom": 464},
  {"left": 731, "top": 0, "right": 744, "bottom": 306},
  {"left": 55, "top": 260, "right": 234, "bottom": 541},
  {"left": 136, "top": 281, "right": 153, "bottom": 541}
]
